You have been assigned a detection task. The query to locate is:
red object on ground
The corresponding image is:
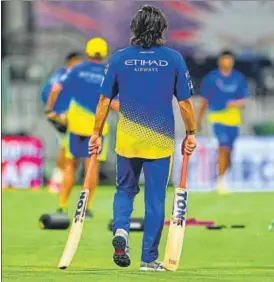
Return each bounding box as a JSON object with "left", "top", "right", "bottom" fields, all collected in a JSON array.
[{"left": 164, "top": 218, "right": 215, "bottom": 227}]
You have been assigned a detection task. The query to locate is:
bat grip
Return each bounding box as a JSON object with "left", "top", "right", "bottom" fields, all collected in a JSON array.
[
  {"left": 83, "top": 154, "right": 97, "bottom": 189},
  {"left": 179, "top": 153, "right": 189, "bottom": 188}
]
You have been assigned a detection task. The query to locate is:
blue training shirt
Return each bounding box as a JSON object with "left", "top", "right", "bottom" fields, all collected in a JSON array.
[
  {"left": 59, "top": 60, "right": 107, "bottom": 136},
  {"left": 200, "top": 69, "right": 249, "bottom": 126},
  {"left": 101, "top": 45, "right": 194, "bottom": 159},
  {"left": 40, "top": 67, "right": 70, "bottom": 114}
]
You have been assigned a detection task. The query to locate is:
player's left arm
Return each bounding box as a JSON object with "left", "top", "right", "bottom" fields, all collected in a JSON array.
[
  {"left": 110, "top": 98, "right": 120, "bottom": 112},
  {"left": 227, "top": 75, "right": 249, "bottom": 108},
  {"left": 174, "top": 53, "right": 197, "bottom": 155}
]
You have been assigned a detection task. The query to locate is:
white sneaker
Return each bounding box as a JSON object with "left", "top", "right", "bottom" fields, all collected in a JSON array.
[
  {"left": 112, "top": 229, "right": 130, "bottom": 267},
  {"left": 140, "top": 260, "right": 166, "bottom": 271},
  {"left": 216, "top": 176, "right": 230, "bottom": 195},
  {"left": 47, "top": 181, "right": 61, "bottom": 194}
]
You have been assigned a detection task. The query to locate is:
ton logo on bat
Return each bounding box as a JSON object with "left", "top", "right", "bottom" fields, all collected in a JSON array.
[
  {"left": 74, "top": 191, "right": 86, "bottom": 223},
  {"left": 173, "top": 191, "right": 187, "bottom": 226}
]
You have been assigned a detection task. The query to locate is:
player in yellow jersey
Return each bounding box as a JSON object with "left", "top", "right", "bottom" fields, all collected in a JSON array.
[
  {"left": 197, "top": 50, "right": 249, "bottom": 193},
  {"left": 46, "top": 38, "right": 119, "bottom": 217},
  {"left": 42, "top": 52, "right": 82, "bottom": 193}
]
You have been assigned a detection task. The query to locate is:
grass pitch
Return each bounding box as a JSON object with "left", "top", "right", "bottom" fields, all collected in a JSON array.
[{"left": 2, "top": 186, "right": 274, "bottom": 282}]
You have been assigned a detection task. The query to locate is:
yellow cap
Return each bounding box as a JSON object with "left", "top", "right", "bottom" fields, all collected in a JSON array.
[{"left": 85, "top": 37, "right": 108, "bottom": 58}]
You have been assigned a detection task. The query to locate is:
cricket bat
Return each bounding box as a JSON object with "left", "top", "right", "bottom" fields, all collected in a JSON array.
[
  {"left": 58, "top": 154, "right": 97, "bottom": 269},
  {"left": 164, "top": 153, "right": 189, "bottom": 271}
]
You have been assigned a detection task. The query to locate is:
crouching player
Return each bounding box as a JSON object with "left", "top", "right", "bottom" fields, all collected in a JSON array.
[
  {"left": 41, "top": 52, "right": 82, "bottom": 193},
  {"left": 47, "top": 37, "right": 119, "bottom": 217},
  {"left": 197, "top": 50, "right": 249, "bottom": 193}
]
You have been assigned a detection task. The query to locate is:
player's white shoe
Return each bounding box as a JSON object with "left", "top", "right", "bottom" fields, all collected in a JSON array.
[
  {"left": 216, "top": 176, "right": 230, "bottom": 195},
  {"left": 140, "top": 260, "right": 166, "bottom": 271},
  {"left": 48, "top": 181, "right": 61, "bottom": 194},
  {"left": 112, "top": 229, "right": 130, "bottom": 267},
  {"left": 48, "top": 168, "right": 63, "bottom": 194}
]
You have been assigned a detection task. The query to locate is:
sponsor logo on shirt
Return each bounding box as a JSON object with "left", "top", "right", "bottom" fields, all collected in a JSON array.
[
  {"left": 125, "top": 59, "right": 168, "bottom": 67},
  {"left": 216, "top": 79, "right": 238, "bottom": 92},
  {"left": 59, "top": 74, "right": 68, "bottom": 83},
  {"left": 185, "top": 70, "right": 194, "bottom": 93},
  {"left": 125, "top": 59, "right": 168, "bottom": 72},
  {"left": 79, "top": 71, "right": 104, "bottom": 84}
]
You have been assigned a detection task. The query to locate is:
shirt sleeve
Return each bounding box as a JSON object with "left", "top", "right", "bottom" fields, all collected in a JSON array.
[
  {"left": 59, "top": 70, "right": 74, "bottom": 91},
  {"left": 236, "top": 75, "right": 249, "bottom": 99},
  {"left": 200, "top": 75, "right": 212, "bottom": 100},
  {"left": 174, "top": 53, "right": 194, "bottom": 101},
  {"left": 100, "top": 54, "right": 119, "bottom": 99}
]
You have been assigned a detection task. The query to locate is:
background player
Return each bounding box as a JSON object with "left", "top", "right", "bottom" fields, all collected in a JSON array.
[
  {"left": 41, "top": 52, "right": 82, "bottom": 193},
  {"left": 47, "top": 37, "right": 119, "bottom": 217},
  {"left": 197, "top": 50, "right": 249, "bottom": 194},
  {"left": 89, "top": 5, "right": 196, "bottom": 271}
]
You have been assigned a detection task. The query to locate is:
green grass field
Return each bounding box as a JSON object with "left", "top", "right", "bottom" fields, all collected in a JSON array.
[{"left": 2, "top": 187, "right": 274, "bottom": 282}]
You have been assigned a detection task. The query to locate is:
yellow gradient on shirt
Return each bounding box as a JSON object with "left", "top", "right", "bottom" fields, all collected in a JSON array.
[
  {"left": 208, "top": 107, "right": 241, "bottom": 126},
  {"left": 116, "top": 113, "right": 174, "bottom": 159},
  {"left": 66, "top": 100, "right": 109, "bottom": 136}
]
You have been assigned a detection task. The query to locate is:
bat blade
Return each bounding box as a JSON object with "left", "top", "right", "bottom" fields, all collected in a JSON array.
[
  {"left": 164, "top": 188, "right": 188, "bottom": 271},
  {"left": 58, "top": 189, "right": 89, "bottom": 269}
]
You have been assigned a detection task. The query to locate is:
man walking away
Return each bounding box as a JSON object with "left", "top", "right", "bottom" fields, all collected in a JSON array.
[{"left": 89, "top": 5, "right": 197, "bottom": 271}]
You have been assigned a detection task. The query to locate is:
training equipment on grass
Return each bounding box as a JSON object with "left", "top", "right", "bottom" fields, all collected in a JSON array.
[
  {"left": 108, "top": 218, "right": 144, "bottom": 232},
  {"left": 164, "top": 218, "right": 215, "bottom": 227},
  {"left": 206, "top": 225, "right": 226, "bottom": 230},
  {"left": 58, "top": 154, "right": 96, "bottom": 269},
  {"left": 164, "top": 153, "right": 189, "bottom": 272},
  {"left": 206, "top": 224, "right": 246, "bottom": 230},
  {"left": 230, "top": 225, "right": 245, "bottom": 229},
  {"left": 39, "top": 214, "right": 70, "bottom": 230}
]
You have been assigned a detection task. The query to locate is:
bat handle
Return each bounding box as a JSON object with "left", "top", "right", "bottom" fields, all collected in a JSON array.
[
  {"left": 83, "top": 154, "right": 97, "bottom": 189},
  {"left": 179, "top": 153, "right": 189, "bottom": 188}
]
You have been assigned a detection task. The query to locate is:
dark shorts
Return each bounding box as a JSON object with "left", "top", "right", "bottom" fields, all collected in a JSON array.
[
  {"left": 66, "top": 132, "right": 108, "bottom": 161},
  {"left": 212, "top": 123, "right": 239, "bottom": 148}
]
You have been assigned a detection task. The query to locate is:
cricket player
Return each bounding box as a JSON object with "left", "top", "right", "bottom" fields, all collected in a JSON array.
[
  {"left": 47, "top": 37, "right": 119, "bottom": 218},
  {"left": 197, "top": 50, "right": 249, "bottom": 193},
  {"left": 41, "top": 52, "right": 82, "bottom": 193},
  {"left": 89, "top": 5, "right": 196, "bottom": 271}
]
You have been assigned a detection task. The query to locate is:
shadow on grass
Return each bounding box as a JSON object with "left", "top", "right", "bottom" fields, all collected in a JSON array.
[
  {"left": 3, "top": 265, "right": 274, "bottom": 282},
  {"left": 4, "top": 265, "right": 274, "bottom": 273}
]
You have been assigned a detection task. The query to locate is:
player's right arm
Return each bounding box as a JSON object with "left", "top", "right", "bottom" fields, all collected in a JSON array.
[
  {"left": 45, "top": 72, "right": 72, "bottom": 132},
  {"left": 174, "top": 53, "right": 197, "bottom": 155},
  {"left": 46, "top": 69, "right": 73, "bottom": 113},
  {"left": 46, "top": 82, "right": 63, "bottom": 113},
  {"left": 45, "top": 80, "right": 67, "bottom": 132},
  {"left": 89, "top": 56, "right": 119, "bottom": 156}
]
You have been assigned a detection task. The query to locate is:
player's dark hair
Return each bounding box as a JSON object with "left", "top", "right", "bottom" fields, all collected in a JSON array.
[
  {"left": 92, "top": 52, "right": 103, "bottom": 61},
  {"left": 65, "top": 52, "right": 82, "bottom": 62},
  {"left": 130, "top": 5, "right": 168, "bottom": 49},
  {"left": 220, "top": 50, "right": 234, "bottom": 57}
]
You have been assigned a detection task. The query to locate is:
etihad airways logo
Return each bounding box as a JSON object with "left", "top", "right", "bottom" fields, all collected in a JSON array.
[
  {"left": 125, "top": 60, "right": 168, "bottom": 67},
  {"left": 125, "top": 59, "right": 168, "bottom": 72}
]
